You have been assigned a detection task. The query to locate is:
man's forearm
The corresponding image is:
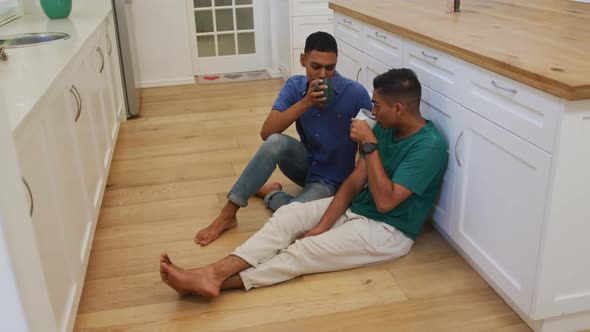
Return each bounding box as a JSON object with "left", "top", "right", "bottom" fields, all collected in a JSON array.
[
  {"left": 365, "top": 152, "right": 398, "bottom": 212},
  {"left": 260, "top": 99, "right": 312, "bottom": 140},
  {"left": 316, "top": 175, "right": 365, "bottom": 229}
]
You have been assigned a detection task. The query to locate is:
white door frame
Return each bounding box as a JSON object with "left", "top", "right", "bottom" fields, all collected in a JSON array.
[{"left": 186, "top": 0, "right": 268, "bottom": 75}]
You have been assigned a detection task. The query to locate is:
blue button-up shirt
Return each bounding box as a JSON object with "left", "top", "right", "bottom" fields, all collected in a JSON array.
[{"left": 272, "top": 71, "right": 373, "bottom": 187}]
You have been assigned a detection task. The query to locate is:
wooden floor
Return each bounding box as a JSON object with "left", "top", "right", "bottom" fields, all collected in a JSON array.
[{"left": 74, "top": 79, "right": 531, "bottom": 331}]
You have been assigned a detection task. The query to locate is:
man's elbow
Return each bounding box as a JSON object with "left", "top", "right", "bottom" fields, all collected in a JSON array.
[
  {"left": 375, "top": 200, "right": 395, "bottom": 213},
  {"left": 260, "top": 129, "right": 269, "bottom": 141}
]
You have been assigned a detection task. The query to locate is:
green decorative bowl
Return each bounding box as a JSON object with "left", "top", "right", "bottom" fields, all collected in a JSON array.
[{"left": 40, "top": 0, "right": 72, "bottom": 19}]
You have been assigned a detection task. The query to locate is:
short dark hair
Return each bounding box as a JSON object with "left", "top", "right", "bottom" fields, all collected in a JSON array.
[
  {"left": 373, "top": 68, "right": 421, "bottom": 110},
  {"left": 304, "top": 31, "right": 338, "bottom": 55}
]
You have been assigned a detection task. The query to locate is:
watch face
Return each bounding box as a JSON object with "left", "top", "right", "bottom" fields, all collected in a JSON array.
[{"left": 362, "top": 143, "right": 377, "bottom": 154}]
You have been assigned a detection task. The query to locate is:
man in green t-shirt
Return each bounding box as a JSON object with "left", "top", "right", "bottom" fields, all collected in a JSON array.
[{"left": 159, "top": 68, "right": 448, "bottom": 297}]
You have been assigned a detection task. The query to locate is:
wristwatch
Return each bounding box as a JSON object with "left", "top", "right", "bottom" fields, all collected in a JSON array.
[{"left": 361, "top": 142, "right": 378, "bottom": 154}]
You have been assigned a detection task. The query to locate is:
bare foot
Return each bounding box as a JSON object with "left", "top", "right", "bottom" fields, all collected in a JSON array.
[
  {"left": 254, "top": 182, "right": 282, "bottom": 198},
  {"left": 159, "top": 263, "right": 223, "bottom": 298},
  {"left": 195, "top": 207, "right": 238, "bottom": 246},
  {"left": 160, "top": 253, "right": 190, "bottom": 296}
]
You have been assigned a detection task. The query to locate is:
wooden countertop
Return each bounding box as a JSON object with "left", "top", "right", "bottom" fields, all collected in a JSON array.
[{"left": 329, "top": 0, "right": 590, "bottom": 100}]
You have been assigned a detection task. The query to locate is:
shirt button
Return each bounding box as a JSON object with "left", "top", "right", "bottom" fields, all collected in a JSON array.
[
  {"left": 316, "top": 134, "right": 319, "bottom": 137},
  {"left": 338, "top": 114, "right": 341, "bottom": 118}
]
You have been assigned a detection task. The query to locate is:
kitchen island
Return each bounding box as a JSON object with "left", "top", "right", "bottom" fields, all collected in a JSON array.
[{"left": 328, "top": 0, "right": 590, "bottom": 331}]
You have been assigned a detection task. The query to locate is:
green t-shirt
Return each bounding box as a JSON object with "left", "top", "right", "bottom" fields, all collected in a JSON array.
[{"left": 350, "top": 120, "right": 448, "bottom": 240}]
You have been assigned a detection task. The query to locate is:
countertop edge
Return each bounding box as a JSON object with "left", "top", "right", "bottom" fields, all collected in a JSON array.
[{"left": 329, "top": 3, "right": 590, "bottom": 101}]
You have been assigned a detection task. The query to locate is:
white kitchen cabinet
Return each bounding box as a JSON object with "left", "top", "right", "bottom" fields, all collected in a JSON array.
[
  {"left": 335, "top": 38, "right": 363, "bottom": 83},
  {"left": 332, "top": 12, "right": 590, "bottom": 331},
  {"left": 13, "top": 98, "right": 78, "bottom": 332},
  {"left": 276, "top": 0, "right": 333, "bottom": 78},
  {"left": 420, "top": 86, "right": 464, "bottom": 238},
  {"left": 97, "top": 25, "right": 119, "bottom": 146},
  {"left": 106, "top": 14, "right": 125, "bottom": 120},
  {"left": 452, "top": 103, "right": 552, "bottom": 313},
  {"left": 363, "top": 53, "right": 392, "bottom": 96},
  {"left": 66, "top": 58, "right": 104, "bottom": 218}
]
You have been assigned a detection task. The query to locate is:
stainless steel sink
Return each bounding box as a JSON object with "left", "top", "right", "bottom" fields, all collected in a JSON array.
[{"left": 0, "top": 32, "right": 70, "bottom": 48}]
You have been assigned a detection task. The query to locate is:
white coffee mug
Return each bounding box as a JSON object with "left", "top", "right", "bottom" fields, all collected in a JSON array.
[{"left": 355, "top": 108, "right": 377, "bottom": 129}]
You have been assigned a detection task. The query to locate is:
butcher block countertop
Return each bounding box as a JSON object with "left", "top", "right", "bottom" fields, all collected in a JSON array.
[{"left": 329, "top": 0, "right": 590, "bottom": 100}]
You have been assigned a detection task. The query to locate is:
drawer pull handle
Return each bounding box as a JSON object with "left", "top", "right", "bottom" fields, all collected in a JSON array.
[
  {"left": 22, "top": 177, "right": 34, "bottom": 217},
  {"left": 421, "top": 51, "right": 438, "bottom": 61},
  {"left": 356, "top": 67, "right": 362, "bottom": 82},
  {"left": 455, "top": 131, "right": 464, "bottom": 167},
  {"left": 374, "top": 32, "right": 387, "bottom": 40},
  {"left": 97, "top": 47, "right": 105, "bottom": 74},
  {"left": 342, "top": 18, "right": 352, "bottom": 24},
  {"left": 69, "top": 85, "right": 82, "bottom": 123},
  {"left": 491, "top": 80, "right": 517, "bottom": 94},
  {"left": 106, "top": 33, "right": 113, "bottom": 56}
]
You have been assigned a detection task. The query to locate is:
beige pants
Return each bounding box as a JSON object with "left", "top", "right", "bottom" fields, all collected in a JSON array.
[{"left": 233, "top": 197, "right": 414, "bottom": 290}]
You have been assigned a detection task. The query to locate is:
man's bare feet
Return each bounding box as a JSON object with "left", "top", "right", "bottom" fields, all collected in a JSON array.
[
  {"left": 159, "top": 261, "right": 223, "bottom": 298},
  {"left": 159, "top": 253, "right": 190, "bottom": 296},
  {"left": 195, "top": 202, "right": 239, "bottom": 246},
  {"left": 254, "top": 182, "right": 282, "bottom": 198}
]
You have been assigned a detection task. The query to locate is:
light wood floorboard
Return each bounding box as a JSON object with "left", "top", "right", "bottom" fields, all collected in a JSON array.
[{"left": 74, "top": 79, "right": 530, "bottom": 331}]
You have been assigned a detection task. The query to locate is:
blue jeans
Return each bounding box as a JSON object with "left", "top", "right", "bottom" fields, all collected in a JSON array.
[{"left": 227, "top": 133, "right": 338, "bottom": 211}]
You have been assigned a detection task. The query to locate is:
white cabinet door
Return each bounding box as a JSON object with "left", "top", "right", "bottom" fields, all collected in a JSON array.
[
  {"left": 66, "top": 62, "right": 104, "bottom": 217},
  {"left": 106, "top": 15, "right": 125, "bottom": 120},
  {"left": 291, "top": 0, "right": 332, "bottom": 16},
  {"left": 336, "top": 38, "right": 363, "bottom": 83},
  {"left": 334, "top": 14, "right": 364, "bottom": 50},
  {"left": 84, "top": 40, "right": 112, "bottom": 174},
  {"left": 292, "top": 15, "right": 334, "bottom": 49},
  {"left": 363, "top": 53, "right": 391, "bottom": 97},
  {"left": 98, "top": 24, "right": 119, "bottom": 145},
  {"left": 420, "top": 86, "right": 463, "bottom": 238},
  {"left": 452, "top": 107, "right": 552, "bottom": 314},
  {"left": 49, "top": 84, "right": 93, "bottom": 271},
  {"left": 14, "top": 112, "right": 77, "bottom": 332}
]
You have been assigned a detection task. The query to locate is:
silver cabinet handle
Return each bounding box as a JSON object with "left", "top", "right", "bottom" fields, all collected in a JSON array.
[
  {"left": 421, "top": 51, "right": 438, "bottom": 61},
  {"left": 491, "top": 80, "right": 518, "bottom": 94},
  {"left": 97, "top": 47, "right": 105, "bottom": 74},
  {"left": 356, "top": 67, "right": 362, "bottom": 82},
  {"left": 342, "top": 18, "right": 352, "bottom": 24},
  {"left": 0, "top": 47, "right": 7, "bottom": 61},
  {"left": 22, "top": 177, "right": 33, "bottom": 217},
  {"left": 106, "top": 34, "right": 113, "bottom": 56},
  {"left": 455, "top": 131, "right": 464, "bottom": 167},
  {"left": 69, "top": 85, "right": 82, "bottom": 122},
  {"left": 374, "top": 31, "right": 387, "bottom": 40}
]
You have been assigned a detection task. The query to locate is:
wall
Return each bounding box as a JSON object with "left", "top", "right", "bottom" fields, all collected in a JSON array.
[{"left": 126, "top": 0, "right": 194, "bottom": 87}]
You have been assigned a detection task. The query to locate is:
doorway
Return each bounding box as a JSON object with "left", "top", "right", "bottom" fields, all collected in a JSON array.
[{"left": 191, "top": 0, "right": 266, "bottom": 75}]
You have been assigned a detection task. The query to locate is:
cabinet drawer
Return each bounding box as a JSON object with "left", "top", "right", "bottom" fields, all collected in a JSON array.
[
  {"left": 364, "top": 25, "right": 403, "bottom": 68},
  {"left": 291, "top": 0, "right": 332, "bottom": 16},
  {"left": 463, "top": 64, "right": 561, "bottom": 153},
  {"left": 404, "top": 40, "right": 465, "bottom": 104},
  {"left": 292, "top": 15, "right": 334, "bottom": 49},
  {"left": 334, "top": 14, "right": 365, "bottom": 51}
]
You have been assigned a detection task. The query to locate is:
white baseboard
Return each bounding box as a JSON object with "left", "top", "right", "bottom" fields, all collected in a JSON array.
[
  {"left": 138, "top": 77, "right": 196, "bottom": 88},
  {"left": 266, "top": 67, "right": 282, "bottom": 79}
]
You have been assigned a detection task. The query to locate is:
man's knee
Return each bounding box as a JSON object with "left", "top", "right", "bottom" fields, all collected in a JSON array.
[{"left": 260, "top": 133, "right": 290, "bottom": 159}]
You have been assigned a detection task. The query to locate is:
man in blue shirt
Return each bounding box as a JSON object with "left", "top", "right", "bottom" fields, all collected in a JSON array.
[{"left": 195, "top": 32, "right": 372, "bottom": 246}]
